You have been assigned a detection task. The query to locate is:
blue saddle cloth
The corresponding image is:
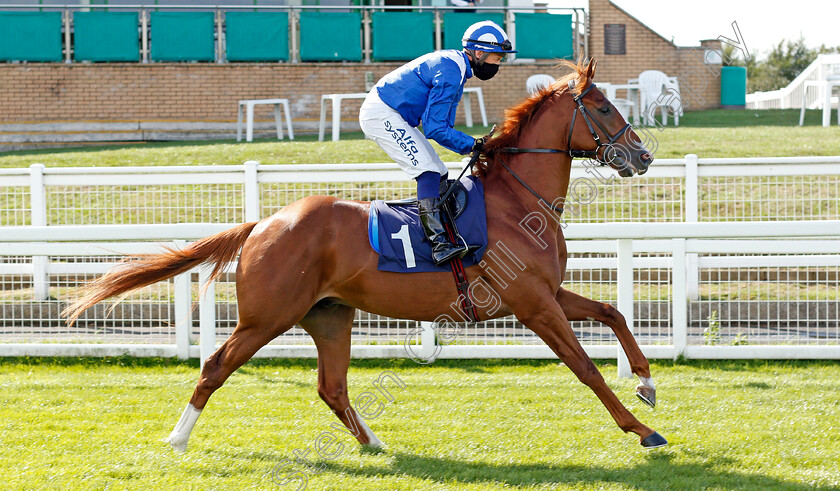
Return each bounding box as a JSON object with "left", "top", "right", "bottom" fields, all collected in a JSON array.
[{"left": 368, "top": 175, "right": 488, "bottom": 273}]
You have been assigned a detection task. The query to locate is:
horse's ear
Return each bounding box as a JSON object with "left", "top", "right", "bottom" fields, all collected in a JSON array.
[{"left": 585, "top": 58, "right": 597, "bottom": 79}]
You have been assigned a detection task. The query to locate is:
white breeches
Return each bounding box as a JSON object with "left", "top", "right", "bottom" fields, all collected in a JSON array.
[{"left": 359, "top": 90, "right": 448, "bottom": 179}]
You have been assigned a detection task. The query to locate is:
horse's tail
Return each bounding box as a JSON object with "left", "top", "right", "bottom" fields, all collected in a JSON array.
[{"left": 62, "top": 221, "right": 259, "bottom": 326}]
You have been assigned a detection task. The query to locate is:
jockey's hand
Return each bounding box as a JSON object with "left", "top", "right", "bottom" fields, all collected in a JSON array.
[{"left": 470, "top": 137, "right": 485, "bottom": 155}]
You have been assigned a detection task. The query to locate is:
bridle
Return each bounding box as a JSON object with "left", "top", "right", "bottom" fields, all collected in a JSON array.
[
  {"left": 495, "top": 81, "right": 632, "bottom": 214},
  {"left": 501, "top": 82, "right": 631, "bottom": 162}
]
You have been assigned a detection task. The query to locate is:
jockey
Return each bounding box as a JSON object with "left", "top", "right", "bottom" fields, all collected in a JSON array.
[{"left": 359, "top": 20, "right": 516, "bottom": 266}]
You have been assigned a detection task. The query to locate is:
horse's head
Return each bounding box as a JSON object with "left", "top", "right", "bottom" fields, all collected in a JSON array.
[
  {"left": 479, "top": 58, "right": 654, "bottom": 180},
  {"left": 564, "top": 59, "right": 653, "bottom": 177}
]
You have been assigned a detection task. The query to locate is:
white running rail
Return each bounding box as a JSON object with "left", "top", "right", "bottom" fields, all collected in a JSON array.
[
  {"left": 746, "top": 54, "right": 840, "bottom": 110},
  {"left": 2, "top": 156, "right": 839, "bottom": 366}
]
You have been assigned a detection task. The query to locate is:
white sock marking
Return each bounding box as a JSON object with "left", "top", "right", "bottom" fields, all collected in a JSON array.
[
  {"left": 356, "top": 417, "right": 383, "bottom": 447},
  {"left": 166, "top": 403, "right": 202, "bottom": 453}
]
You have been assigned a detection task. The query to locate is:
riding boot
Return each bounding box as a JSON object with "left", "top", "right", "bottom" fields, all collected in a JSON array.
[{"left": 417, "top": 197, "right": 468, "bottom": 266}]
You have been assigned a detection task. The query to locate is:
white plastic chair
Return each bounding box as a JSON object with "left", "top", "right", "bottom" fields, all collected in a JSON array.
[
  {"left": 526, "top": 74, "right": 555, "bottom": 95},
  {"left": 612, "top": 98, "right": 634, "bottom": 122},
  {"left": 638, "top": 70, "right": 681, "bottom": 126},
  {"left": 598, "top": 82, "right": 636, "bottom": 123},
  {"left": 662, "top": 77, "right": 682, "bottom": 126}
]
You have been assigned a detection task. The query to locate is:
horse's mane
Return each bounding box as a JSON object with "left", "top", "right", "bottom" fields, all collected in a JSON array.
[{"left": 475, "top": 58, "right": 593, "bottom": 176}]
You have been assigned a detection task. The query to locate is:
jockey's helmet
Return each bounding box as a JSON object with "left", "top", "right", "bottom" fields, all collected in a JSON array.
[{"left": 462, "top": 21, "right": 517, "bottom": 56}]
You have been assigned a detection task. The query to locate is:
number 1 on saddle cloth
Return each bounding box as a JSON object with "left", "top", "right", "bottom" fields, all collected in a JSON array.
[{"left": 368, "top": 176, "right": 488, "bottom": 277}]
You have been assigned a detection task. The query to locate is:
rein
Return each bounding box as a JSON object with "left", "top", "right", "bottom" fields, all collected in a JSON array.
[
  {"left": 439, "top": 149, "right": 482, "bottom": 205},
  {"left": 499, "top": 147, "right": 597, "bottom": 159},
  {"left": 494, "top": 82, "right": 632, "bottom": 215},
  {"left": 497, "top": 158, "right": 564, "bottom": 214}
]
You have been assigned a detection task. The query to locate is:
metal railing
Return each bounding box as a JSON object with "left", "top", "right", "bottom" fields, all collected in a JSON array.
[{"left": 0, "top": 4, "right": 587, "bottom": 64}]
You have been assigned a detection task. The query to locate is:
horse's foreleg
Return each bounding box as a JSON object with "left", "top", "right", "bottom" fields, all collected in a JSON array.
[
  {"left": 556, "top": 287, "right": 657, "bottom": 407},
  {"left": 300, "top": 304, "right": 384, "bottom": 448},
  {"left": 167, "top": 325, "right": 288, "bottom": 452},
  {"left": 518, "top": 295, "right": 666, "bottom": 447}
]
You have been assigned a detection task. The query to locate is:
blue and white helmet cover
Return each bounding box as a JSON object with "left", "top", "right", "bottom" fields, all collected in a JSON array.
[{"left": 462, "top": 20, "right": 517, "bottom": 53}]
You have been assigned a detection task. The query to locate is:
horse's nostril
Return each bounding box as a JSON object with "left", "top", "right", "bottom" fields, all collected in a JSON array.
[{"left": 641, "top": 153, "right": 653, "bottom": 165}]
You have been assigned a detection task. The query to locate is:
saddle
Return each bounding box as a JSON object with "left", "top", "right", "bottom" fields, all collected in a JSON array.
[
  {"left": 377, "top": 178, "right": 480, "bottom": 323},
  {"left": 368, "top": 175, "right": 487, "bottom": 275}
]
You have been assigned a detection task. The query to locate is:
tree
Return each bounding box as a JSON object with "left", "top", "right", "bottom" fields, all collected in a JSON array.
[
  {"left": 721, "top": 43, "right": 744, "bottom": 67},
  {"left": 746, "top": 37, "right": 840, "bottom": 93}
]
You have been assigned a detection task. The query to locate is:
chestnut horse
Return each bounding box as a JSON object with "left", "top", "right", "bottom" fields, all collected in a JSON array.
[{"left": 64, "top": 58, "right": 667, "bottom": 452}]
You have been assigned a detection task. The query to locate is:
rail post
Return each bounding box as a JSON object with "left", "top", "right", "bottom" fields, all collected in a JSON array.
[
  {"left": 420, "top": 321, "right": 437, "bottom": 360},
  {"left": 434, "top": 9, "right": 442, "bottom": 52},
  {"left": 685, "top": 154, "right": 700, "bottom": 300},
  {"left": 174, "top": 240, "right": 193, "bottom": 360},
  {"left": 363, "top": 8, "right": 371, "bottom": 64},
  {"left": 244, "top": 161, "right": 260, "bottom": 222},
  {"left": 616, "top": 238, "right": 634, "bottom": 378},
  {"left": 671, "top": 238, "right": 688, "bottom": 359},
  {"left": 63, "top": 8, "right": 72, "bottom": 63},
  {"left": 289, "top": 8, "right": 298, "bottom": 63},
  {"left": 199, "top": 265, "right": 217, "bottom": 368},
  {"left": 215, "top": 9, "right": 224, "bottom": 63},
  {"left": 29, "top": 164, "right": 49, "bottom": 301},
  {"left": 140, "top": 9, "right": 149, "bottom": 63}
]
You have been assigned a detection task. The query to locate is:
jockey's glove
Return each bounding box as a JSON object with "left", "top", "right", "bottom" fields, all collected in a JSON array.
[{"left": 470, "top": 137, "right": 485, "bottom": 155}]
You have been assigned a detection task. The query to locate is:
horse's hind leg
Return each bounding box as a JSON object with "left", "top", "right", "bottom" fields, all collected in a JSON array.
[
  {"left": 299, "top": 301, "right": 384, "bottom": 448},
  {"left": 556, "top": 287, "right": 657, "bottom": 407},
  {"left": 167, "top": 320, "right": 296, "bottom": 452}
]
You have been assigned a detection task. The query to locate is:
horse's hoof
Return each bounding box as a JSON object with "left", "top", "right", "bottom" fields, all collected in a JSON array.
[
  {"left": 361, "top": 443, "right": 386, "bottom": 455},
  {"left": 640, "top": 431, "right": 668, "bottom": 448},
  {"left": 169, "top": 442, "right": 187, "bottom": 453},
  {"left": 636, "top": 384, "right": 656, "bottom": 408},
  {"left": 166, "top": 433, "right": 188, "bottom": 453}
]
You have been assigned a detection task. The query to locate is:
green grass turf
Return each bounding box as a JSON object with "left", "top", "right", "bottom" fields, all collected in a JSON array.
[
  {"left": 1, "top": 109, "right": 839, "bottom": 168},
  {"left": 1, "top": 358, "right": 838, "bottom": 490},
  {"left": 677, "top": 108, "right": 836, "bottom": 128}
]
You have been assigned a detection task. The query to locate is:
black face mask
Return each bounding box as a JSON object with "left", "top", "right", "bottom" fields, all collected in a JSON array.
[{"left": 470, "top": 59, "right": 499, "bottom": 81}]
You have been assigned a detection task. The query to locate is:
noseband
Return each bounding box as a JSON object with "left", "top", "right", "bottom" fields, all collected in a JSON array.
[{"left": 496, "top": 82, "right": 632, "bottom": 214}]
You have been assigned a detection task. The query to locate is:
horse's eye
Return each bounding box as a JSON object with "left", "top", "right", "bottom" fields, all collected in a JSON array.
[{"left": 599, "top": 106, "right": 610, "bottom": 114}]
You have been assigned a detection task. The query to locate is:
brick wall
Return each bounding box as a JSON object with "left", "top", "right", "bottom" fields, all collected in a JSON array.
[
  {"left": 588, "top": 0, "right": 721, "bottom": 111},
  {"left": 0, "top": 62, "right": 564, "bottom": 130},
  {"left": 0, "top": 0, "right": 722, "bottom": 136}
]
